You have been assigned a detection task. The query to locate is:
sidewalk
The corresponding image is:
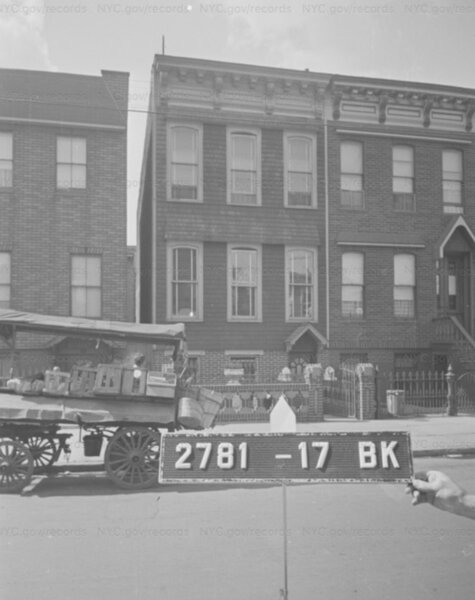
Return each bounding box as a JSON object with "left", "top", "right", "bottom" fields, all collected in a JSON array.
[
  {"left": 58, "top": 414, "right": 475, "bottom": 467},
  {"left": 214, "top": 414, "right": 475, "bottom": 458}
]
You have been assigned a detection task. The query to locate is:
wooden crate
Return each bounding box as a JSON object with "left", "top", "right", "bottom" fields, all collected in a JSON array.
[
  {"left": 70, "top": 367, "right": 97, "bottom": 397},
  {"left": 197, "top": 388, "right": 225, "bottom": 428},
  {"left": 145, "top": 371, "right": 176, "bottom": 399},
  {"left": 44, "top": 370, "right": 71, "bottom": 396},
  {"left": 93, "top": 364, "right": 123, "bottom": 395},
  {"left": 121, "top": 368, "right": 147, "bottom": 396}
]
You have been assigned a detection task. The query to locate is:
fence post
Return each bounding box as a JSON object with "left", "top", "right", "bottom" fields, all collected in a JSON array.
[
  {"left": 356, "top": 363, "right": 376, "bottom": 420},
  {"left": 305, "top": 364, "right": 324, "bottom": 421},
  {"left": 446, "top": 364, "right": 457, "bottom": 416}
]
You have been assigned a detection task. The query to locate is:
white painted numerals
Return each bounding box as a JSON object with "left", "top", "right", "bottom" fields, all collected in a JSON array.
[
  {"left": 298, "top": 441, "right": 330, "bottom": 470},
  {"left": 175, "top": 441, "right": 249, "bottom": 470}
]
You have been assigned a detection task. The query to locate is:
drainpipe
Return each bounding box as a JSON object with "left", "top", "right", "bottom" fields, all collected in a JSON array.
[
  {"left": 151, "top": 62, "right": 157, "bottom": 324},
  {"left": 323, "top": 96, "right": 330, "bottom": 345}
]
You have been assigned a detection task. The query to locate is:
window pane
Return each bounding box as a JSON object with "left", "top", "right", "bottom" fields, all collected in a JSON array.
[
  {"left": 71, "top": 138, "right": 86, "bottom": 164},
  {"left": 233, "top": 286, "right": 255, "bottom": 317},
  {"left": 86, "top": 288, "right": 101, "bottom": 317},
  {"left": 341, "top": 174, "right": 362, "bottom": 191},
  {"left": 289, "top": 137, "right": 311, "bottom": 171},
  {"left": 0, "top": 133, "right": 12, "bottom": 160},
  {"left": 57, "top": 164, "right": 72, "bottom": 189},
  {"left": 443, "top": 150, "right": 462, "bottom": 178},
  {"left": 341, "top": 142, "right": 362, "bottom": 174},
  {"left": 393, "top": 145, "right": 413, "bottom": 163},
  {"left": 342, "top": 253, "right": 363, "bottom": 285},
  {"left": 289, "top": 172, "right": 311, "bottom": 193},
  {"left": 71, "top": 256, "right": 86, "bottom": 285},
  {"left": 173, "top": 248, "right": 196, "bottom": 281},
  {"left": 0, "top": 284, "right": 10, "bottom": 306},
  {"left": 233, "top": 250, "right": 256, "bottom": 284},
  {"left": 0, "top": 253, "right": 10, "bottom": 284},
  {"left": 172, "top": 164, "right": 197, "bottom": 186},
  {"left": 232, "top": 134, "right": 256, "bottom": 170},
  {"left": 71, "top": 287, "right": 87, "bottom": 316},
  {"left": 71, "top": 165, "right": 86, "bottom": 188},
  {"left": 0, "top": 159, "right": 12, "bottom": 187},
  {"left": 57, "top": 137, "right": 71, "bottom": 162},
  {"left": 393, "top": 178, "right": 413, "bottom": 193},
  {"left": 232, "top": 171, "right": 256, "bottom": 194},
  {"left": 394, "top": 254, "right": 415, "bottom": 286},
  {"left": 172, "top": 127, "right": 197, "bottom": 164},
  {"left": 85, "top": 257, "right": 101, "bottom": 286}
]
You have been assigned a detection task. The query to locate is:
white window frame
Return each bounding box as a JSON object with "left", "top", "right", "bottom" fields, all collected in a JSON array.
[
  {"left": 0, "top": 132, "right": 13, "bottom": 188},
  {"left": 57, "top": 136, "right": 87, "bottom": 190},
  {"left": 284, "top": 132, "right": 317, "bottom": 208},
  {"left": 442, "top": 149, "right": 463, "bottom": 214},
  {"left": 227, "top": 127, "right": 261, "bottom": 206},
  {"left": 167, "top": 123, "right": 203, "bottom": 203},
  {"left": 340, "top": 141, "right": 364, "bottom": 209},
  {"left": 392, "top": 145, "right": 415, "bottom": 211},
  {"left": 227, "top": 244, "right": 262, "bottom": 321},
  {"left": 285, "top": 247, "right": 318, "bottom": 322},
  {"left": 394, "top": 253, "right": 416, "bottom": 318},
  {"left": 0, "top": 252, "right": 11, "bottom": 308},
  {"left": 341, "top": 252, "right": 364, "bottom": 318},
  {"left": 71, "top": 255, "right": 101, "bottom": 318},
  {"left": 166, "top": 243, "right": 203, "bottom": 321}
]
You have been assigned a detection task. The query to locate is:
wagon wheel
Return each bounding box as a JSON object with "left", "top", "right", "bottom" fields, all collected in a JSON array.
[
  {"left": 105, "top": 426, "right": 161, "bottom": 490},
  {"left": 25, "top": 436, "right": 58, "bottom": 471},
  {"left": 0, "top": 439, "right": 34, "bottom": 493}
]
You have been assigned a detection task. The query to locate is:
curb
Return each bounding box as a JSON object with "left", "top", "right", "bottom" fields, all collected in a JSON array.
[{"left": 413, "top": 447, "right": 475, "bottom": 458}]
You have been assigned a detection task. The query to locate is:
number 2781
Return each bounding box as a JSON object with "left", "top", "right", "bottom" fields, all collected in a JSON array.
[{"left": 175, "top": 442, "right": 248, "bottom": 470}]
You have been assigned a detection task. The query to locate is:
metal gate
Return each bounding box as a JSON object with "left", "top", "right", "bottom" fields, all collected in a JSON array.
[
  {"left": 455, "top": 372, "right": 475, "bottom": 414},
  {"left": 323, "top": 365, "right": 359, "bottom": 417}
]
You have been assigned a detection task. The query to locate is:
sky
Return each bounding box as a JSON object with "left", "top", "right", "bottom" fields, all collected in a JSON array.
[{"left": 1, "top": 0, "right": 475, "bottom": 244}]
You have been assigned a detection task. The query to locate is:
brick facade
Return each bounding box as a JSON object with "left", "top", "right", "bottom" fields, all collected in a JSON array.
[{"left": 137, "top": 56, "right": 475, "bottom": 386}]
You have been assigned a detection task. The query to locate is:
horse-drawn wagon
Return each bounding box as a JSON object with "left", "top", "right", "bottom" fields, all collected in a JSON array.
[{"left": 0, "top": 309, "right": 222, "bottom": 492}]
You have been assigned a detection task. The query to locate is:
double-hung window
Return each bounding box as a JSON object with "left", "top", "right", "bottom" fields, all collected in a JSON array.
[
  {"left": 393, "top": 145, "right": 415, "bottom": 211},
  {"left": 228, "top": 245, "right": 261, "bottom": 320},
  {"left": 167, "top": 244, "right": 203, "bottom": 320},
  {"left": 227, "top": 129, "right": 260, "bottom": 205},
  {"left": 442, "top": 150, "right": 463, "bottom": 213},
  {"left": 0, "top": 252, "right": 11, "bottom": 308},
  {"left": 340, "top": 141, "right": 364, "bottom": 209},
  {"left": 0, "top": 132, "right": 12, "bottom": 187},
  {"left": 168, "top": 124, "right": 202, "bottom": 201},
  {"left": 284, "top": 133, "right": 316, "bottom": 207},
  {"left": 57, "top": 137, "right": 86, "bottom": 189},
  {"left": 394, "top": 254, "right": 415, "bottom": 318},
  {"left": 286, "top": 248, "right": 317, "bottom": 321},
  {"left": 342, "top": 252, "right": 364, "bottom": 318},
  {"left": 71, "top": 255, "right": 101, "bottom": 318}
]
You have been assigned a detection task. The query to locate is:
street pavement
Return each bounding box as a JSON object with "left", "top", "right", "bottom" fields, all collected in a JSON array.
[{"left": 59, "top": 413, "right": 475, "bottom": 467}]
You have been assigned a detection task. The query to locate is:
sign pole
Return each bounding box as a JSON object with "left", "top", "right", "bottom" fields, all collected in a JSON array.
[{"left": 281, "top": 481, "right": 289, "bottom": 600}]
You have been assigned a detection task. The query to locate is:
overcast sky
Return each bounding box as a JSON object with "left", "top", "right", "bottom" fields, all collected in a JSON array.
[{"left": 1, "top": 0, "right": 475, "bottom": 244}]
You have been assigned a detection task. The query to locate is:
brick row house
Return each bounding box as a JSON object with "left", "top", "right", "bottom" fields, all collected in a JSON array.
[
  {"left": 137, "top": 55, "right": 475, "bottom": 384},
  {"left": 0, "top": 68, "right": 129, "bottom": 374}
]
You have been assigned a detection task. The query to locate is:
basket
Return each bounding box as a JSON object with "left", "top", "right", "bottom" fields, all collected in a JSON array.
[
  {"left": 83, "top": 435, "right": 103, "bottom": 457},
  {"left": 197, "top": 388, "right": 225, "bottom": 428},
  {"left": 177, "top": 396, "right": 204, "bottom": 429}
]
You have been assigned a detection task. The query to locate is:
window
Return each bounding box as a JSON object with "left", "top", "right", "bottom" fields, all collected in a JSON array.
[
  {"left": 340, "top": 141, "right": 364, "bottom": 208},
  {"left": 0, "top": 253, "right": 11, "bottom": 308},
  {"left": 228, "top": 246, "right": 261, "bottom": 320},
  {"left": 342, "top": 252, "right": 364, "bottom": 318},
  {"left": 57, "top": 137, "right": 86, "bottom": 189},
  {"left": 227, "top": 129, "right": 261, "bottom": 205},
  {"left": 167, "top": 244, "right": 203, "bottom": 320},
  {"left": 228, "top": 354, "right": 258, "bottom": 383},
  {"left": 394, "top": 254, "right": 415, "bottom": 318},
  {"left": 71, "top": 255, "right": 101, "bottom": 317},
  {"left": 0, "top": 132, "right": 12, "bottom": 187},
  {"left": 286, "top": 248, "right": 317, "bottom": 321},
  {"left": 393, "top": 145, "right": 415, "bottom": 211},
  {"left": 284, "top": 133, "right": 316, "bottom": 207},
  {"left": 442, "top": 150, "right": 463, "bottom": 213},
  {"left": 168, "top": 124, "right": 202, "bottom": 201}
]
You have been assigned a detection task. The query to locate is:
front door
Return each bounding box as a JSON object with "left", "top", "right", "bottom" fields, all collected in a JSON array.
[{"left": 444, "top": 253, "right": 471, "bottom": 330}]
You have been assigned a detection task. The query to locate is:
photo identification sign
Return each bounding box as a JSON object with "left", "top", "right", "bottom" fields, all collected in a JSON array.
[{"left": 158, "top": 431, "right": 413, "bottom": 484}]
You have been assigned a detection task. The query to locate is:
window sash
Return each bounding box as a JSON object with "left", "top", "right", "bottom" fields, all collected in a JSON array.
[
  {"left": 342, "top": 253, "right": 364, "bottom": 285},
  {"left": 287, "top": 249, "right": 315, "bottom": 319},
  {"left": 57, "top": 137, "right": 86, "bottom": 189},
  {"left": 342, "top": 285, "right": 364, "bottom": 317},
  {"left": 0, "top": 132, "right": 12, "bottom": 160},
  {"left": 228, "top": 130, "right": 260, "bottom": 205},
  {"left": 341, "top": 142, "right": 362, "bottom": 174},
  {"left": 394, "top": 254, "right": 415, "bottom": 286},
  {"left": 71, "top": 256, "right": 101, "bottom": 318},
  {"left": 0, "top": 252, "right": 10, "bottom": 308},
  {"left": 171, "top": 247, "right": 198, "bottom": 318},
  {"left": 229, "top": 247, "right": 260, "bottom": 319}
]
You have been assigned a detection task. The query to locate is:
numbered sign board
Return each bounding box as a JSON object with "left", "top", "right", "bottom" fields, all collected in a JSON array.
[{"left": 159, "top": 431, "right": 413, "bottom": 484}]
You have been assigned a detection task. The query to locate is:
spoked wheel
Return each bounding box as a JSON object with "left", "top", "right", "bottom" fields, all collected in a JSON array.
[
  {"left": 104, "top": 426, "right": 161, "bottom": 490},
  {"left": 25, "top": 436, "right": 58, "bottom": 471},
  {"left": 0, "top": 439, "right": 34, "bottom": 493}
]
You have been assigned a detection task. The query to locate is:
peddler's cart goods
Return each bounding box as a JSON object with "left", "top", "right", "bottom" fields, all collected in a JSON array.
[{"left": 0, "top": 309, "right": 223, "bottom": 492}]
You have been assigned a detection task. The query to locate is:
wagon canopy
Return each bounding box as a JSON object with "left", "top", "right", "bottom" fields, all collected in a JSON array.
[{"left": 0, "top": 309, "right": 186, "bottom": 347}]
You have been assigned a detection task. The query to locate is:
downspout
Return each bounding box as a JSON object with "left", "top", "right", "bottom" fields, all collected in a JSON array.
[
  {"left": 151, "top": 62, "right": 157, "bottom": 324},
  {"left": 324, "top": 90, "right": 330, "bottom": 345}
]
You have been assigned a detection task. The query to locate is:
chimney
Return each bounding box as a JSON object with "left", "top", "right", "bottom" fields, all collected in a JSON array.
[{"left": 101, "top": 70, "right": 129, "bottom": 123}]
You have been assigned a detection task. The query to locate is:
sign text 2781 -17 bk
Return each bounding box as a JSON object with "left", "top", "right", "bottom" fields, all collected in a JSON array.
[{"left": 159, "top": 431, "right": 413, "bottom": 484}]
